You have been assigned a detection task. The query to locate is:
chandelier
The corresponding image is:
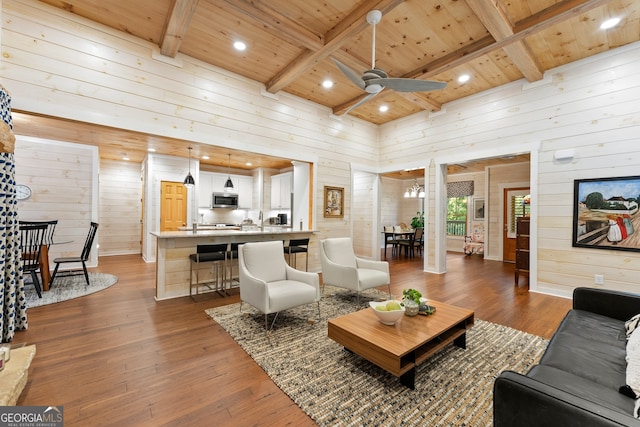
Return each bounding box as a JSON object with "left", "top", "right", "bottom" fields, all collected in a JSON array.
[{"left": 404, "top": 178, "right": 425, "bottom": 198}]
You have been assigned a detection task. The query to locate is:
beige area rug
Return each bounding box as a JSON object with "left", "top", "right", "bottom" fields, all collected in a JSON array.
[
  {"left": 24, "top": 273, "right": 118, "bottom": 308},
  {"left": 205, "top": 287, "right": 548, "bottom": 426}
]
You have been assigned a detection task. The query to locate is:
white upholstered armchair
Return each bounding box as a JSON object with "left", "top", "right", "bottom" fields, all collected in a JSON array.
[
  {"left": 319, "top": 237, "right": 391, "bottom": 304},
  {"left": 238, "top": 241, "right": 320, "bottom": 330}
]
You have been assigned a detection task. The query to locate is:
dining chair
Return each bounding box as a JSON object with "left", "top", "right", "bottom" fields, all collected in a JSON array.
[
  {"left": 283, "top": 238, "right": 309, "bottom": 271},
  {"left": 19, "top": 220, "right": 58, "bottom": 289},
  {"left": 383, "top": 226, "right": 398, "bottom": 259},
  {"left": 50, "top": 222, "right": 99, "bottom": 287},
  {"left": 398, "top": 227, "right": 423, "bottom": 258},
  {"left": 19, "top": 223, "right": 48, "bottom": 298}
]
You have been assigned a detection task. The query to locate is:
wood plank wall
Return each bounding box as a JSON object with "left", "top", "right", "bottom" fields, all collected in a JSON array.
[
  {"left": 3, "top": 0, "right": 379, "bottom": 268},
  {"left": 379, "top": 41, "right": 640, "bottom": 297},
  {"left": 3, "top": 1, "right": 640, "bottom": 298},
  {"left": 99, "top": 159, "right": 142, "bottom": 256},
  {"left": 14, "top": 136, "right": 98, "bottom": 267}
]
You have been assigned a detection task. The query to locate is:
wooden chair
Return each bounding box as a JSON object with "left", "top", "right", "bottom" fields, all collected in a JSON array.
[
  {"left": 50, "top": 222, "right": 99, "bottom": 287},
  {"left": 19, "top": 223, "right": 48, "bottom": 298},
  {"left": 383, "top": 226, "right": 398, "bottom": 259},
  {"left": 19, "top": 220, "right": 58, "bottom": 289},
  {"left": 398, "top": 227, "right": 423, "bottom": 258}
]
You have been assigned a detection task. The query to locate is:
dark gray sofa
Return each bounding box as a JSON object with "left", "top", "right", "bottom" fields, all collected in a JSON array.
[{"left": 494, "top": 287, "right": 640, "bottom": 426}]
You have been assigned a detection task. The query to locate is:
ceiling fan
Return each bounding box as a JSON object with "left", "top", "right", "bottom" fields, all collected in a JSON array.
[{"left": 332, "top": 10, "right": 447, "bottom": 114}]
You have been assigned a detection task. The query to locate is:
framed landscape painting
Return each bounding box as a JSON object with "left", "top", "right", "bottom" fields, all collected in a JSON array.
[
  {"left": 324, "top": 186, "right": 344, "bottom": 218},
  {"left": 572, "top": 175, "right": 640, "bottom": 252}
]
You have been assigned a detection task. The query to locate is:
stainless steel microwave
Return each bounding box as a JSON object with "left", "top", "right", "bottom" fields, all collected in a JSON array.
[{"left": 212, "top": 192, "right": 238, "bottom": 208}]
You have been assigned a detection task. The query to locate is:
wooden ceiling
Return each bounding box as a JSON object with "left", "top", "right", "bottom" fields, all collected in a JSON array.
[{"left": 14, "top": 0, "right": 640, "bottom": 170}]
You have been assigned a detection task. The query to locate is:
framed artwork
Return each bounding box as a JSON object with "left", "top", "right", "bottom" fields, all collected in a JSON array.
[
  {"left": 573, "top": 175, "right": 640, "bottom": 252},
  {"left": 324, "top": 186, "right": 344, "bottom": 218},
  {"left": 473, "top": 198, "right": 485, "bottom": 220}
]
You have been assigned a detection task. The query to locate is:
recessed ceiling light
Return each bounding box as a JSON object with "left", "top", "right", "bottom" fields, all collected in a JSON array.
[
  {"left": 147, "top": 148, "right": 156, "bottom": 152},
  {"left": 202, "top": 155, "right": 210, "bottom": 160},
  {"left": 600, "top": 17, "right": 621, "bottom": 30},
  {"left": 233, "top": 41, "right": 247, "bottom": 51},
  {"left": 458, "top": 74, "right": 470, "bottom": 83},
  {"left": 245, "top": 162, "right": 252, "bottom": 166},
  {"left": 322, "top": 80, "right": 334, "bottom": 88},
  {"left": 122, "top": 156, "right": 130, "bottom": 161},
  {"left": 379, "top": 105, "right": 388, "bottom": 112}
]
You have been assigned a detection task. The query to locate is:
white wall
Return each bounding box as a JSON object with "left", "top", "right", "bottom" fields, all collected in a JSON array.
[
  {"left": 2, "top": 0, "right": 379, "bottom": 268},
  {"left": 3, "top": 1, "right": 640, "bottom": 297},
  {"left": 99, "top": 159, "right": 142, "bottom": 256},
  {"left": 14, "top": 136, "right": 99, "bottom": 268},
  {"left": 379, "top": 41, "right": 640, "bottom": 298}
]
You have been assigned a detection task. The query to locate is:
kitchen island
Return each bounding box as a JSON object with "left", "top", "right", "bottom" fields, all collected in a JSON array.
[{"left": 151, "top": 228, "right": 315, "bottom": 300}]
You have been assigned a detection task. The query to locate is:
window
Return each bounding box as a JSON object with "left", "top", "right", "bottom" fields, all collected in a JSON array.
[
  {"left": 507, "top": 192, "right": 530, "bottom": 238},
  {"left": 447, "top": 196, "right": 468, "bottom": 236}
]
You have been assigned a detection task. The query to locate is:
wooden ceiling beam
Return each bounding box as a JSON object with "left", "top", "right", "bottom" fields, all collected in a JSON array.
[
  {"left": 467, "top": 0, "right": 543, "bottom": 82},
  {"left": 222, "top": 0, "right": 324, "bottom": 51},
  {"left": 405, "top": 0, "right": 610, "bottom": 81},
  {"left": 265, "top": 0, "right": 406, "bottom": 94},
  {"left": 336, "top": 0, "right": 607, "bottom": 116},
  {"left": 160, "top": 0, "right": 200, "bottom": 57}
]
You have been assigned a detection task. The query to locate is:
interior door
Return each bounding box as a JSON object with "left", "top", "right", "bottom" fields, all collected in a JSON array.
[
  {"left": 160, "top": 181, "right": 188, "bottom": 232},
  {"left": 503, "top": 187, "right": 530, "bottom": 262}
]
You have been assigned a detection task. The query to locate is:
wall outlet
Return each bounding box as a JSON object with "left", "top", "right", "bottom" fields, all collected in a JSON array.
[{"left": 594, "top": 274, "right": 604, "bottom": 285}]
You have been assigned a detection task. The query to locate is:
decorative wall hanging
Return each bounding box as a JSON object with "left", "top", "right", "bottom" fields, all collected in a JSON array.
[
  {"left": 324, "top": 186, "right": 344, "bottom": 218},
  {"left": 573, "top": 175, "right": 640, "bottom": 252}
]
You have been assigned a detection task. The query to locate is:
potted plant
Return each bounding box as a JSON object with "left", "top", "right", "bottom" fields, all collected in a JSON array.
[
  {"left": 411, "top": 212, "right": 424, "bottom": 229},
  {"left": 402, "top": 288, "right": 422, "bottom": 316}
]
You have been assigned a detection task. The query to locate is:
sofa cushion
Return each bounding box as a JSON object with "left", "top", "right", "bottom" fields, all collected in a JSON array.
[
  {"left": 626, "top": 313, "right": 640, "bottom": 338},
  {"left": 539, "top": 310, "right": 627, "bottom": 390},
  {"left": 528, "top": 365, "right": 635, "bottom": 415}
]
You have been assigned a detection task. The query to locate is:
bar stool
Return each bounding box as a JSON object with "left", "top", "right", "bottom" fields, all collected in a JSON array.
[
  {"left": 189, "top": 244, "right": 227, "bottom": 300},
  {"left": 225, "top": 242, "right": 241, "bottom": 291},
  {"left": 284, "top": 238, "right": 309, "bottom": 271}
]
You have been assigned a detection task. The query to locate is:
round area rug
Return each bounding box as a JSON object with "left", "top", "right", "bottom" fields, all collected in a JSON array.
[{"left": 24, "top": 273, "right": 119, "bottom": 308}]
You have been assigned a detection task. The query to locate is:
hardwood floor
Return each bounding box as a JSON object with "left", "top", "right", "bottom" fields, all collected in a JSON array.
[{"left": 15, "top": 252, "right": 572, "bottom": 426}]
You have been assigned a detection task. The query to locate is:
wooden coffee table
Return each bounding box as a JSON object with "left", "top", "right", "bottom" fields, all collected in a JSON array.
[{"left": 328, "top": 300, "right": 474, "bottom": 389}]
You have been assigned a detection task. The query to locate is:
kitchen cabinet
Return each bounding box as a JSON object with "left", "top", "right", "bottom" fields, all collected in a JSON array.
[
  {"left": 199, "top": 172, "right": 252, "bottom": 208},
  {"left": 237, "top": 176, "right": 253, "bottom": 209},
  {"left": 271, "top": 172, "right": 292, "bottom": 209},
  {"left": 198, "top": 172, "right": 213, "bottom": 207},
  {"left": 515, "top": 217, "right": 530, "bottom": 286}
]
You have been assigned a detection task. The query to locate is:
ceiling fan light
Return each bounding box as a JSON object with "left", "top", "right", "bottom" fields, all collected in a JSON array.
[{"left": 366, "top": 84, "right": 382, "bottom": 94}]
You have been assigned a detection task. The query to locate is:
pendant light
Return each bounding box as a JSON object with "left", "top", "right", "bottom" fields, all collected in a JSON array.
[
  {"left": 183, "top": 146, "right": 195, "bottom": 188},
  {"left": 224, "top": 153, "right": 234, "bottom": 192}
]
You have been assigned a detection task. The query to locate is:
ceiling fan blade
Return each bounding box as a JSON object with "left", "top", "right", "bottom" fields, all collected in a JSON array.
[
  {"left": 331, "top": 57, "right": 365, "bottom": 90},
  {"left": 377, "top": 78, "right": 447, "bottom": 92},
  {"left": 342, "top": 91, "right": 380, "bottom": 115}
]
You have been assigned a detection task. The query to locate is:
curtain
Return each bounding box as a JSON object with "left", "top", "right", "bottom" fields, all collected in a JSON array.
[
  {"left": 447, "top": 180, "right": 474, "bottom": 198},
  {"left": 0, "top": 84, "right": 28, "bottom": 342}
]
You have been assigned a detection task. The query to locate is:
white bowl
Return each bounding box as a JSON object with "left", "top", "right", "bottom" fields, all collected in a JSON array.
[{"left": 369, "top": 300, "right": 405, "bottom": 325}]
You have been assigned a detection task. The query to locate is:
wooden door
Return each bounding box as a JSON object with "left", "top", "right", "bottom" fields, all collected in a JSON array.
[
  {"left": 160, "top": 181, "right": 187, "bottom": 232},
  {"left": 503, "top": 187, "right": 530, "bottom": 262}
]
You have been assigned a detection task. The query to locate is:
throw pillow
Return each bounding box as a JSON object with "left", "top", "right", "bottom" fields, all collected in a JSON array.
[
  {"left": 626, "top": 314, "right": 640, "bottom": 339},
  {"left": 624, "top": 326, "right": 640, "bottom": 418}
]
